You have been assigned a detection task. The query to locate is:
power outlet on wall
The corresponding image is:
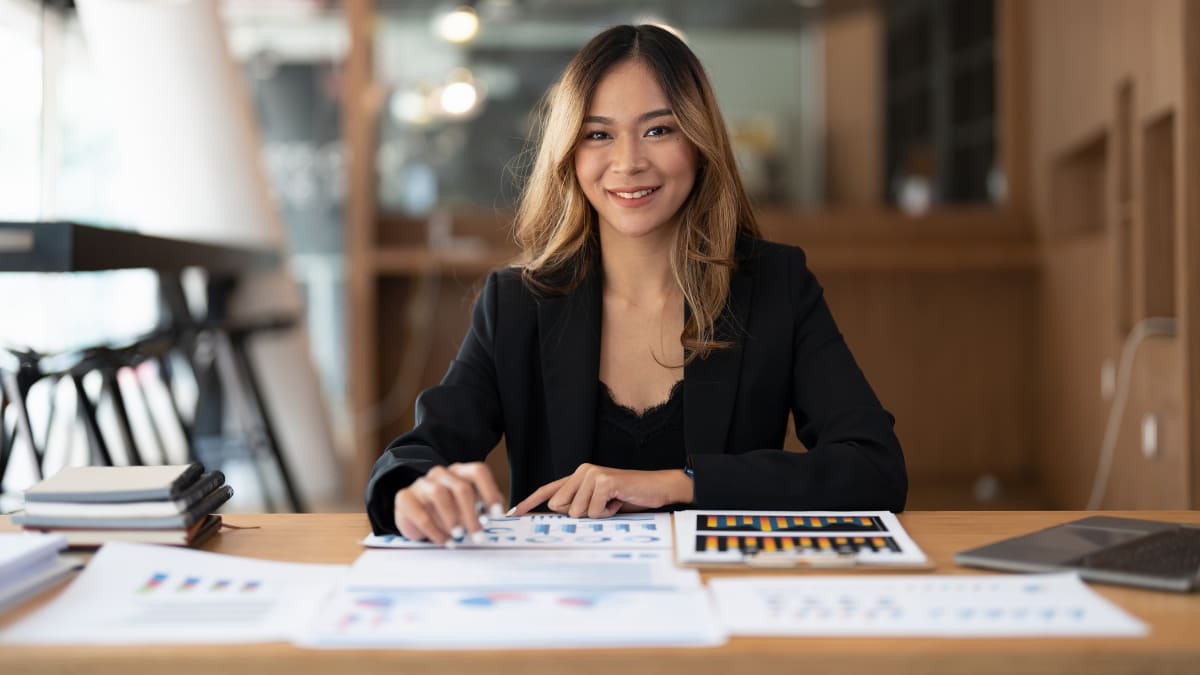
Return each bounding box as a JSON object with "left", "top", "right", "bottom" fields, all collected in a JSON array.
[
  {"left": 1101, "top": 359, "right": 1116, "bottom": 401},
  {"left": 1141, "top": 413, "right": 1159, "bottom": 459}
]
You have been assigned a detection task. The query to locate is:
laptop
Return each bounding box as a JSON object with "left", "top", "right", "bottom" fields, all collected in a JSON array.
[{"left": 954, "top": 515, "right": 1200, "bottom": 592}]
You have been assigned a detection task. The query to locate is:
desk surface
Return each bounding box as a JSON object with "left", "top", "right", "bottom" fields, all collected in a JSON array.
[{"left": 2, "top": 510, "right": 1199, "bottom": 675}]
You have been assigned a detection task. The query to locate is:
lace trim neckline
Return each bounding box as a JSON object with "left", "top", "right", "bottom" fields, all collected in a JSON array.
[{"left": 598, "top": 379, "right": 684, "bottom": 419}]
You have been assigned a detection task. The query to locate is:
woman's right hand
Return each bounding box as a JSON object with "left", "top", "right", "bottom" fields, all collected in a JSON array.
[{"left": 392, "top": 462, "right": 506, "bottom": 546}]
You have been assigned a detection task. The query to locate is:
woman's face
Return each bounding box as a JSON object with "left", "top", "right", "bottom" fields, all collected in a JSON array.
[{"left": 573, "top": 59, "right": 699, "bottom": 243}]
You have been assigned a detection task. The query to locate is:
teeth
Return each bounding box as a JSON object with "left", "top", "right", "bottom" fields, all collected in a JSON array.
[{"left": 614, "top": 188, "right": 656, "bottom": 199}]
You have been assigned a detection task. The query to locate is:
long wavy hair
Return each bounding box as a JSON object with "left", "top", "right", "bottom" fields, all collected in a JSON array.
[{"left": 514, "top": 24, "right": 760, "bottom": 362}]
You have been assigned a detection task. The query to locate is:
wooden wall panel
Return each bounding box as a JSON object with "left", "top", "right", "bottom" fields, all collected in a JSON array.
[
  {"left": 816, "top": 268, "right": 1038, "bottom": 487},
  {"left": 823, "top": 4, "right": 883, "bottom": 205},
  {"left": 342, "top": 0, "right": 379, "bottom": 490},
  {"left": 1027, "top": 0, "right": 1190, "bottom": 508},
  {"left": 1182, "top": 0, "right": 1200, "bottom": 508},
  {"left": 1104, "top": 340, "right": 1186, "bottom": 508}
]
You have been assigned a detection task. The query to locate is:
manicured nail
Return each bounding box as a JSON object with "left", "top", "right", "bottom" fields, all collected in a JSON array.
[
  {"left": 451, "top": 526, "right": 466, "bottom": 540},
  {"left": 489, "top": 503, "right": 505, "bottom": 518},
  {"left": 506, "top": 507, "right": 517, "bottom": 517},
  {"left": 478, "top": 513, "right": 490, "bottom": 527},
  {"left": 471, "top": 531, "right": 487, "bottom": 545}
]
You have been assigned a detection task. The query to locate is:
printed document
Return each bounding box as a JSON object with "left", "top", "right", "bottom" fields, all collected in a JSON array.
[
  {"left": 298, "top": 546, "right": 722, "bottom": 649},
  {"left": 363, "top": 512, "right": 672, "bottom": 550},
  {"left": 708, "top": 572, "right": 1147, "bottom": 637},
  {"left": 0, "top": 542, "right": 346, "bottom": 645}
]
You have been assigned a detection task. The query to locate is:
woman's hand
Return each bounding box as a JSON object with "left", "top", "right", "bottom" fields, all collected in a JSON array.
[
  {"left": 393, "top": 462, "right": 505, "bottom": 545},
  {"left": 509, "top": 463, "right": 694, "bottom": 518}
]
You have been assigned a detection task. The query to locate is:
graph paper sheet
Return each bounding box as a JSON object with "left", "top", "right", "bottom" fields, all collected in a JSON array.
[
  {"left": 673, "top": 510, "right": 928, "bottom": 566},
  {"left": 362, "top": 513, "right": 672, "bottom": 550},
  {"left": 708, "top": 572, "right": 1147, "bottom": 637}
]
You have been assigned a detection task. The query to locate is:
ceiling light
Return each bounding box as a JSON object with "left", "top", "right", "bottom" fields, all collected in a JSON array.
[
  {"left": 436, "top": 6, "right": 480, "bottom": 44},
  {"left": 440, "top": 81, "right": 479, "bottom": 116}
]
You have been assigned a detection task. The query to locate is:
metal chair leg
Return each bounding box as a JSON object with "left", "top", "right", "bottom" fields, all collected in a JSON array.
[
  {"left": 72, "top": 374, "right": 115, "bottom": 466},
  {"left": 2, "top": 370, "right": 43, "bottom": 481}
]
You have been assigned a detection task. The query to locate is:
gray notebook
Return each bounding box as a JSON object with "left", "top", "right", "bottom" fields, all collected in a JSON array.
[
  {"left": 955, "top": 515, "right": 1200, "bottom": 593},
  {"left": 14, "top": 485, "right": 233, "bottom": 530},
  {"left": 23, "top": 464, "right": 204, "bottom": 503}
]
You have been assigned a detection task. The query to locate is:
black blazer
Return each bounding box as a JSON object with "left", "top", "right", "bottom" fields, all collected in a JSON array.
[{"left": 365, "top": 236, "right": 907, "bottom": 534}]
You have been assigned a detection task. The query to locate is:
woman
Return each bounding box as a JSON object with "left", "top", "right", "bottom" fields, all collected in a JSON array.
[{"left": 365, "top": 24, "right": 906, "bottom": 544}]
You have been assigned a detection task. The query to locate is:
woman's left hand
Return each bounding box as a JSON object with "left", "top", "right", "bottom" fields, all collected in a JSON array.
[{"left": 509, "top": 463, "right": 694, "bottom": 518}]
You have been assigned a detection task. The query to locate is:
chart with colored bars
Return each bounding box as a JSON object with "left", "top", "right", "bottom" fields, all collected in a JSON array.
[
  {"left": 362, "top": 513, "right": 672, "bottom": 549},
  {"left": 673, "top": 510, "right": 928, "bottom": 566}
]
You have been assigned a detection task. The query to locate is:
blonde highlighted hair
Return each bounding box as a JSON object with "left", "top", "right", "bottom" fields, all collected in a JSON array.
[{"left": 514, "top": 24, "right": 760, "bottom": 362}]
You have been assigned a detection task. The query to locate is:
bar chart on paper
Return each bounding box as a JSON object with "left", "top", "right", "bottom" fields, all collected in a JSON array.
[
  {"left": 673, "top": 510, "right": 928, "bottom": 565},
  {"left": 361, "top": 513, "right": 672, "bottom": 549}
]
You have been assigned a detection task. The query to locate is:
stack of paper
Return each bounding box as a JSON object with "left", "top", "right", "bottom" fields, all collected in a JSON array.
[
  {"left": 12, "top": 464, "right": 231, "bottom": 547},
  {"left": 0, "top": 542, "right": 347, "bottom": 645},
  {"left": 0, "top": 532, "right": 77, "bottom": 614}
]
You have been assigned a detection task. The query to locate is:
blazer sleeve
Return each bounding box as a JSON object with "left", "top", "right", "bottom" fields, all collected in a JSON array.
[
  {"left": 690, "top": 247, "right": 908, "bottom": 512},
  {"left": 363, "top": 270, "right": 506, "bottom": 534}
]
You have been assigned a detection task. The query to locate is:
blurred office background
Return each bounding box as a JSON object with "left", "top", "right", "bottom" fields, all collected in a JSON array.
[{"left": 1, "top": 0, "right": 1196, "bottom": 512}]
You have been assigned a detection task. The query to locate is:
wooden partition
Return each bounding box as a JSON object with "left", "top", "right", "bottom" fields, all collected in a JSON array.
[{"left": 1024, "top": 0, "right": 1195, "bottom": 508}]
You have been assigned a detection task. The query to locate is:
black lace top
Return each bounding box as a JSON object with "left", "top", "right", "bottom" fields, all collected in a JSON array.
[{"left": 591, "top": 379, "right": 686, "bottom": 471}]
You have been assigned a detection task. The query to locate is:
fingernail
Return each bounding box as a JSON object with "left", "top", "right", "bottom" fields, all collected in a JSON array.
[
  {"left": 471, "top": 531, "right": 487, "bottom": 545},
  {"left": 478, "top": 513, "right": 490, "bottom": 527},
  {"left": 445, "top": 538, "right": 458, "bottom": 549},
  {"left": 505, "top": 507, "right": 517, "bottom": 517},
  {"left": 490, "top": 503, "right": 505, "bottom": 518},
  {"left": 451, "top": 526, "right": 466, "bottom": 540}
]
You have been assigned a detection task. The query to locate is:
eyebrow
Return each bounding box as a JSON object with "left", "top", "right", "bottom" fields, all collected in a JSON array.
[{"left": 582, "top": 108, "right": 675, "bottom": 125}]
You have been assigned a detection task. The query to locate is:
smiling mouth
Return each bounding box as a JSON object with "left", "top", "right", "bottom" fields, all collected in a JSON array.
[{"left": 609, "top": 187, "right": 659, "bottom": 199}]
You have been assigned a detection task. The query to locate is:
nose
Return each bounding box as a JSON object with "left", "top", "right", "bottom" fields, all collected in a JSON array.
[{"left": 611, "top": 135, "right": 647, "bottom": 174}]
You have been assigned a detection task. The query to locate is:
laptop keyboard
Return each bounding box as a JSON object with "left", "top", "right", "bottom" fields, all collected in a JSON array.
[{"left": 1077, "top": 527, "right": 1200, "bottom": 578}]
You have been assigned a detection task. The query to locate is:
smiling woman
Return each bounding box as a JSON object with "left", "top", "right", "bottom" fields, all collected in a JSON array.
[{"left": 365, "top": 24, "right": 908, "bottom": 545}]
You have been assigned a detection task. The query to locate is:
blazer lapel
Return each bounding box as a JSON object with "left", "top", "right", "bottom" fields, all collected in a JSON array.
[
  {"left": 538, "top": 269, "right": 602, "bottom": 478},
  {"left": 685, "top": 260, "right": 753, "bottom": 455}
]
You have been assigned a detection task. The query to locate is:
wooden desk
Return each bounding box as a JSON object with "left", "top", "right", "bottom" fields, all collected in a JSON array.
[{"left": 2, "top": 511, "right": 1198, "bottom": 675}]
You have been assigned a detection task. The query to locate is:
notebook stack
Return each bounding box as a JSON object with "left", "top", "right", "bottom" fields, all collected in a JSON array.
[
  {"left": 12, "top": 463, "right": 231, "bottom": 548},
  {"left": 0, "top": 532, "right": 76, "bottom": 614}
]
